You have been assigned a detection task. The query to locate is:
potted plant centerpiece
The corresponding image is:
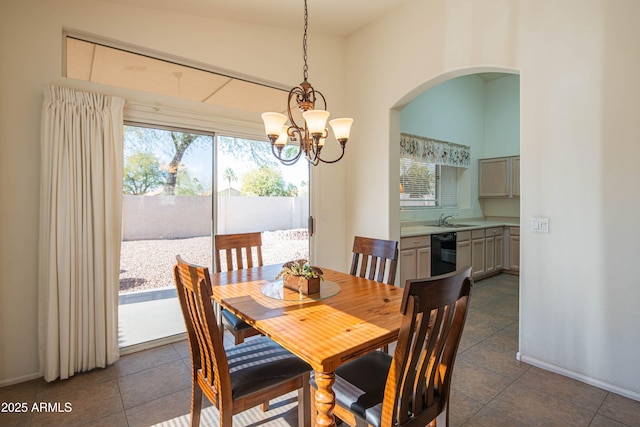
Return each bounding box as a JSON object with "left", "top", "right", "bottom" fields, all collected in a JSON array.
[{"left": 276, "top": 259, "right": 323, "bottom": 296}]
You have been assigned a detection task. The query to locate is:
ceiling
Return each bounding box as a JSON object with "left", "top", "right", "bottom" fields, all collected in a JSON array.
[
  {"left": 71, "top": 2, "right": 511, "bottom": 119},
  {"left": 95, "top": 0, "right": 413, "bottom": 37}
]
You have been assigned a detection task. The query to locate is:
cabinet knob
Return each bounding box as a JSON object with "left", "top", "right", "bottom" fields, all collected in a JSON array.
[{"left": 412, "top": 240, "right": 420, "bottom": 244}]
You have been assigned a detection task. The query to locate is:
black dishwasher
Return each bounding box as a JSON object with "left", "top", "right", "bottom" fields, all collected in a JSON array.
[{"left": 431, "top": 232, "right": 457, "bottom": 276}]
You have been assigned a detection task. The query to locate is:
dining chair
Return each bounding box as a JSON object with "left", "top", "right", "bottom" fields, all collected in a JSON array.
[
  {"left": 350, "top": 236, "right": 399, "bottom": 353},
  {"left": 311, "top": 267, "right": 473, "bottom": 427},
  {"left": 350, "top": 236, "right": 399, "bottom": 286},
  {"left": 214, "top": 232, "right": 264, "bottom": 344},
  {"left": 174, "top": 255, "right": 311, "bottom": 427},
  {"left": 214, "top": 232, "right": 264, "bottom": 272}
]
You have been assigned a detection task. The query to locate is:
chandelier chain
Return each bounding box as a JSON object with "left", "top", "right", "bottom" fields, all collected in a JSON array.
[{"left": 302, "top": 0, "right": 308, "bottom": 82}]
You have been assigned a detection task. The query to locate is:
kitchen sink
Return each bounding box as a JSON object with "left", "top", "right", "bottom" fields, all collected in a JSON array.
[{"left": 438, "top": 224, "right": 473, "bottom": 228}]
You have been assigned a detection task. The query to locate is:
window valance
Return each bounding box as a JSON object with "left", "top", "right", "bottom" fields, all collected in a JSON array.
[{"left": 400, "top": 133, "right": 470, "bottom": 168}]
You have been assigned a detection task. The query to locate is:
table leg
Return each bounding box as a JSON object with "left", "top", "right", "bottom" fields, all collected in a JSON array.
[{"left": 314, "top": 370, "right": 336, "bottom": 427}]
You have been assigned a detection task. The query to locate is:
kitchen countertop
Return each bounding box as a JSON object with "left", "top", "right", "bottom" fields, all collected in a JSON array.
[{"left": 401, "top": 219, "right": 520, "bottom": 237}]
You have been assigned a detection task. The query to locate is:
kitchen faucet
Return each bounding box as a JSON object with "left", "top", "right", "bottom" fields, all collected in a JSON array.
[{"left": 438, "top": 213, "right": 455, "bottom": 226}]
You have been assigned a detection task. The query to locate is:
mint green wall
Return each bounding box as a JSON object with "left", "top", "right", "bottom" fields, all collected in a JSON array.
[
  {"left": 485, "top": 75, "right": 520, "bottom": 157},
  {"left": 400, "top": 75, "right": 486, "bottom": 151},
  {"left": 400, "top": 73, "right": 520, "bottom": 159}
]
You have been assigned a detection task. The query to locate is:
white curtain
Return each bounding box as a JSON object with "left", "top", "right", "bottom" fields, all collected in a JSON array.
[{"left": 39, "top": 85, "right": 124, "bottom": 381}]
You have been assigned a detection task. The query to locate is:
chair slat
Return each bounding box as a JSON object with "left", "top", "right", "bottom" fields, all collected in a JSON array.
[{"left": 350, "top": 236, "right": 399, "bottom": 286}]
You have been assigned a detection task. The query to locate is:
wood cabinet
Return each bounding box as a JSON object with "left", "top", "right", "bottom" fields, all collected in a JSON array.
[
  {"left": 456, "top": 231, "right": 471, "bottom": 270},
  {"left": 511, "top": 157, "right": 520, "bottom": 197},
  {"left": 458, "top": 227, "right": 505, "bottom": 279},
  {"left": 479, "top": 156, "right": 520, "bottom": 198},
  {"left": 508, "top": 226, "right": 520, "bottom": 271},
  {"left": 399, "top": 236, "right": 431, "bottom": 287},
  {"left": 402, "top": 224, "right": 517, "bottom": 282},
  {"left": 485, "top": 227, "right": 504, "bottom": 274},
  {"left": 470, "top": 229, "right": 486, "bottom": 278}
]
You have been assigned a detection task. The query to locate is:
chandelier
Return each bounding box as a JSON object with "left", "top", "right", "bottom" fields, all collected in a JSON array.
[{"left": 261, "top": 0, "right": 353, "bottom": 166}]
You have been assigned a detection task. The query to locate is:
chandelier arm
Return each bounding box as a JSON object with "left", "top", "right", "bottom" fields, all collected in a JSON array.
[
  {"left": 306, "top": 128, "right": 325, "bottom": 163},
  {"left": 289, "top": 124, "right": 311, "bottom": 158},
  {"left": 313, "top": 89, "right": 327, "bottom": 111},
  {"left": 271, "top": 125, "right": 305, "bottom": 165},
  {"left": 271, "top": 142, "right": 303, "bottom": 165},
  {"left": 315, "top": 144, "right": 347, "bottom": 164},
  {"left": 306, "top": 154, "right": 320, "bottom": 167}
]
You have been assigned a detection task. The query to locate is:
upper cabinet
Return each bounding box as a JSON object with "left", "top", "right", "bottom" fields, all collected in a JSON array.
[
  {"left": 511, "top": 156, "right": 520, "bottom": 197},
  {"left": 478, "top": 156, "right": 520, "bottom": 198}
]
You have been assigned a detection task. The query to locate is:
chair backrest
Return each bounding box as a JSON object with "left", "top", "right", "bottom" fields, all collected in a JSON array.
[
  {"left": 173, "top": 256, "right": 233, "bottom": 406},
  {"left": 350, "top": 236, "right": 399, "bottom": 285},
  {"left": 214, "top": 232, "right": 263, "bottom": 273},
  {"left": 381, "top": 267, "right": 473, "bottom": 427}
]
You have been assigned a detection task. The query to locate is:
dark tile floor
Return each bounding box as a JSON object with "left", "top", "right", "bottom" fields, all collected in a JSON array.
[{"left": 1, "top": 274, "right": 639, "bottom": 426}]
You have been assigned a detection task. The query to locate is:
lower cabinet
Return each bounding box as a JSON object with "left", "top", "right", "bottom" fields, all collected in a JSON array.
[
  {"left": 508, "top": 226, "right": 520, "bottom": 271},
  {"left": 456, "top": 227, "right": 505, "bottom": 279},
  {"left": 471, "top": 229, "right": 486, "bottom": 278},
  {"left": 402, "top": 224, "right": 517, "bottom": 283},
  {"left": 485, "top": 227, "right": 504, "bottom": 274},
  {"left": 456, "top": 231, "right": 471, "bottom": 270},
  {"left": 399, "top": 236, "right": 431, "bottom": 287}
]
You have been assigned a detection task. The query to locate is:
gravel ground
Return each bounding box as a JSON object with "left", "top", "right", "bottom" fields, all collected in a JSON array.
[{"left": 119, "top": 230, "right": 309, "bottom": 293}]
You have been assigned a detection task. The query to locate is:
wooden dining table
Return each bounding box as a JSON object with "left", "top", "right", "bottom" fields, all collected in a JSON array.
[{"left": 209, "top": 263, "right": 404, "bottom": 427}]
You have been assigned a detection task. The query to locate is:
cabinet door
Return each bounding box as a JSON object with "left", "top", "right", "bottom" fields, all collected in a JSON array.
[
  {"left": 495, "top": 234, "right": 504, "bottom": 270},
  {"left": 485, "top": 236, "right": 495, "bottom": 274},
  {"left": 471, "top": 238, "right": 486, "bottom": 277},
  {"left": 399, "top": 249, "right": 417, "bottom": 288},
  {"left": 512, "top": 157, "right": 520, "bottom": 197},
  {"left": 509, "top": 236, "right": 520, "bottom": 270},
  {"left": 416, "top": 247, "right": 431, "bottom": 279},
  {"left": 456, "top": 240, "right": 471, "bottom": 269},
  {"left": 479, "top": 158, "right": 509, "bottom": 197}
]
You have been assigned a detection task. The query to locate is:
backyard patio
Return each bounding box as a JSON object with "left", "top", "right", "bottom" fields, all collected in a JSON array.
[{"left": 118, "top": 230, "right": 309, "bottom": 348}]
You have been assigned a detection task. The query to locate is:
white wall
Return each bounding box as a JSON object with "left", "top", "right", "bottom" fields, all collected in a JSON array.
[
  {"left": 346, "top": 0, "right": 640, "bottom": 400},
  {"left": 0, "top": 0, "right": 348, "bottom": 385}
]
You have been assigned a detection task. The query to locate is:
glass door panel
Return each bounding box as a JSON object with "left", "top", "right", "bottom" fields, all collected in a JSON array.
[
  {"left": 119, "top": 124, "right": 214, "bottom": 349},
  {"left": 216, "top": 136, "right": 309, "bottom": 270}
]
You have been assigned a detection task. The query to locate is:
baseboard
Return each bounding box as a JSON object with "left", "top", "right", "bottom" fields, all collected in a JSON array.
[
  {"left": 1, "top": 333, "right": 188, "bottom": 388},
  {"left": 0, "top": 372, "right": 41, "bottom": 388},
  {"left": 519, "top": 353, "right": 640, "bottom": 402}
]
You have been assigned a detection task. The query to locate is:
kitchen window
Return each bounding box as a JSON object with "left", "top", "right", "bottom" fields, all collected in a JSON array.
[
  {"left": 399, "top": 133, "right": 469, "bottom": 209},
  {"left": 400, "top": 158, "right": 457, "bottom": 208}
]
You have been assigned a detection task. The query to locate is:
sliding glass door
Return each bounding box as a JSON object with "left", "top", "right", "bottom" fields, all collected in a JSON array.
[
  {"left": 118, "top": 125, "right": 309, "bottom": 350},
  {"left": 119, "top": 124, "right": 214, "bottom": 349}
]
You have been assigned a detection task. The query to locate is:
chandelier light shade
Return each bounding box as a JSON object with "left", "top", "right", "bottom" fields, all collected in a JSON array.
[{"left": 261, "top": 0, "right": 353, "bottom": 166}]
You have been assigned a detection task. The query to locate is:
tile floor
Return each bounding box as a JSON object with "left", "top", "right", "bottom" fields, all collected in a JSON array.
[{"left": 1, "top": 274, "right": 639, "bottom": 426}]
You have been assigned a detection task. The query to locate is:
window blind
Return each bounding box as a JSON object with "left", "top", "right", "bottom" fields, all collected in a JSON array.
[{"left": 439, "top": 165, "right": 458, "bottom": 207}]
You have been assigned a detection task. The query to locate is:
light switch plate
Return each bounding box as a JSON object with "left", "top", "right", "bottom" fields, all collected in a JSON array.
[{"left": 531, "top": 217, "right": 549, "bottom": 233}]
